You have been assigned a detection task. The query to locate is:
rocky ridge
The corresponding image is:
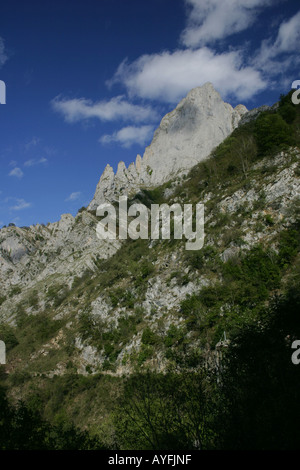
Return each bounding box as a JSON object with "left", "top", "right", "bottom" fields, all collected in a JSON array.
[
  {"left": 87, "top": 82, "right": 247, "bottom": 210},
  {"left": 0, "top": 85, "right": 299, "bottom": 381},
  {"left": 0, "top": 82, "right": 247, "bottom": 299}
]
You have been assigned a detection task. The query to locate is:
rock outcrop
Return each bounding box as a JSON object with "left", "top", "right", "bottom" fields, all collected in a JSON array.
[
  {"left": 0, "top": 211, "right": 121, "bottom": 300},
  {"left": 0, "top": 83, "right": 248, "bottom": 299},
  {"left": 238, "top": 102, "right": 279, "bottom": 127},
  {"left": 87, "top": 82, "right": 248, "bottom": 210}
]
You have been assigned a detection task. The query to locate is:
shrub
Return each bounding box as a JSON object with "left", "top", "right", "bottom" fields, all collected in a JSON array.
[
  {"left": 185, "top": 245, "right": 218, "bottom": 270},
  {"left": 141, "top": 327, "right": 158, "bottom": 346},
  {"left": 278, "top": 91, "right": 297, "bottom": 124},
  {"left": 164, "top": 325, "right": 185, "bottom": 348},
  {"left": 0, "top": 324, "right": 18, "bottom": 351},
  {"left": 136, "top": 345, "right": 153, "bottom": 366},
  {"left": 109, "top": 288, "right": 135, "bottom": 309},
  {"left": 46, "top": 285, "right": 69, "bottom": 307},
  {"left": 265, "top": 214, "right": 275, "bottom": 226},
  {"left": 9, "top": 286, "right": 21, "bottom": 297},
  {"left": 254, "top": 112, "right": 294, "bottom": 155},
  {"left": 27, "top": 291, "right": 39, "bottom": 308},
  {"left": 278, "top": 229, "right": 300, "bottom": 268}
]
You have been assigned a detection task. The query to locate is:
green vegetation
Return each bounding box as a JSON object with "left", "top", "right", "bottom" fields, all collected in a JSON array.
[
  {"left": 114, "top": 368, "right": 213, "bottom": 450},
  {"left": 46, "top": 284, "right": 69, "bottom": 307},
  {"left": 0, "top": 384, "right": 105, "bottom": 449},
  {"left": 254, "top": 113, "right": 294, "bottom": 156},
  {"left": 113, "top": 284, "right": 300, "bottom": 450},
  {"left": 215, "top": 285, "right": 300, "bottom": 449},
  {"left": 0, "top": 324, "right": 18, "bottom": 351},
  {"left": 9, "top": 285, "right": 22, "bottom": 297},
  {"left": 0, "top": 90, "right": 300, "bottom": 449},
  {"left": 278, "top": 90, "right": 298, "bottom": 124}
]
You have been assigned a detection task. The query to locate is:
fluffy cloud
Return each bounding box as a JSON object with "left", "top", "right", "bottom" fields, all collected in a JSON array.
[
  {"left": 255, "top": 11, "right": 300, "bottom": 69},
  {"left": 9, "top": 167, "right": 24, "bottom": 179},
  {"left": 8, "top": 198, "right": 31, "bottom": 211},
  {"left": 111, "top": 48, "right": 266, "bottom": 103},
  {"left": 110, "top": 2, "right": 299, "bottom": 104},
  {"left": 24, "top": 157, "right": 47, "bottom": 167},
  {"left": 274, "top": 10, "right": 300, "bottom": 53},
  {"left": 65, "top": 191, "right": 82, "bottom": 202},
  {"left": 52, "top": 95, "right": 157, "bottom": 123},
  {"left": 24, "top": 137, "right": 40, "bottom": 151},
  {"left": 253, "top": 10, "right": 300, "bottom": 75},
  {"left": 51, "top": 0, "right": 298, "bottom": 149},
  {"left": 100, "top": 125, "right": 154, "bottom": 148},
  {"left": 181, "top": 0, "right": 275, "bottom": 47}
]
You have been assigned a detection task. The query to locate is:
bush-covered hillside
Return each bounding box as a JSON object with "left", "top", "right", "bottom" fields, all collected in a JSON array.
[{"left": 0, "top": 90, "right": 300, "bottom": 449}]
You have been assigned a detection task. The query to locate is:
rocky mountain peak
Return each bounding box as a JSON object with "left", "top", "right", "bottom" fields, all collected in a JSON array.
[{"left": 87, "top": 82, "right": 248, "bottom": 211}]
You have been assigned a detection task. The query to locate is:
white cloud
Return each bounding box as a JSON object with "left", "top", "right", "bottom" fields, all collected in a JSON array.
[
  {"left": 111, "top": 48, "right": 266, "bottom": 103},
  {"left": 65, "top": 191, "right": 82, "bottom": 202},
  {"left": 9, "top": 198, "right": 31, "bottom": 211},
  {"left": 253, "top": 10, "right": 300, "bottom": 73},
  {"left": 181, "top": 0, "right": 275, "bottom": 47},
  {"left": 44, "top": 146, "right": 57, "bottom": 157},
  {"left": 9, "top": 167, "right": 24, "bottom": 179},
  {"left": 0, "top": 37, "right": 7, "bottom": 67},
  {"left": 52, "top": 95, "right": 157, "bottom": 123},
  {"left": 23, "top": 159, "right": 35, "bottom": 167},
  {"left": 100, "top": 125, "right": 154, "bottom": 148},
  {"left": 274, "top": 10, "right": 300, "bottom": 53},
  {"left": 24, "top": 137, "right": 40, "bottom": 151},
  {"left": 50, "top": 0, "right": 297, "bottom": 149},
  {"left": 24, "top": 157, "right": 47, "bottom": 167}
]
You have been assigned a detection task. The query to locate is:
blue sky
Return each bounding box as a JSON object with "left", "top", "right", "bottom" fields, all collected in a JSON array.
[{"left": 0, "top": 0, "right": 299, "bottom": 227}]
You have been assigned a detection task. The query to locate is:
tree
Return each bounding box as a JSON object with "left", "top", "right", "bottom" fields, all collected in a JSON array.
[
  {"left": 114, "top": 368, "right": 216, "bottom": 450},
  {"left": 0, "top": 384, "right": 105, "bottom": 450},
  {"left": 214, "top": 287, "right": 300, "bottom": 449},
  {"left": 254, "top": 112, "right": 294, "bottom": 155},
  {"left": 278, "top": 91, "right": 297, "bottom": 124}
]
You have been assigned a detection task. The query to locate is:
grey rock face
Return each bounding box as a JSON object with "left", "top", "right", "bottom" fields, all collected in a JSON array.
[
  {"left": 88, "top": 83, "right": 248, "bottom": 210},
  {"left": 238, "top": 103, "right": 279, "bottom": 127},
  {"left": 140, "top": 84, "right": 247, "bottom": 185},
  {"left": 0, "top": 210, "right": 121, "bottom": 301}
]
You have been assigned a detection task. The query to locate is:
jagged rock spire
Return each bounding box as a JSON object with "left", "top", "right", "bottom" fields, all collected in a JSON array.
[{"left": 88, "top": 82, "right": 247, "bottom": 211}]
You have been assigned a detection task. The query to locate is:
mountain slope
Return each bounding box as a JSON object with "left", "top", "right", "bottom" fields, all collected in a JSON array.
[{"left": 0, "top": 88, "right": 300, "bottom": 449}]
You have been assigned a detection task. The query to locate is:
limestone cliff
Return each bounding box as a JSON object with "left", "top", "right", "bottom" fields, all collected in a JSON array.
[{"left": 87, "top": 82, "right": 247, "bottom": 210}]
